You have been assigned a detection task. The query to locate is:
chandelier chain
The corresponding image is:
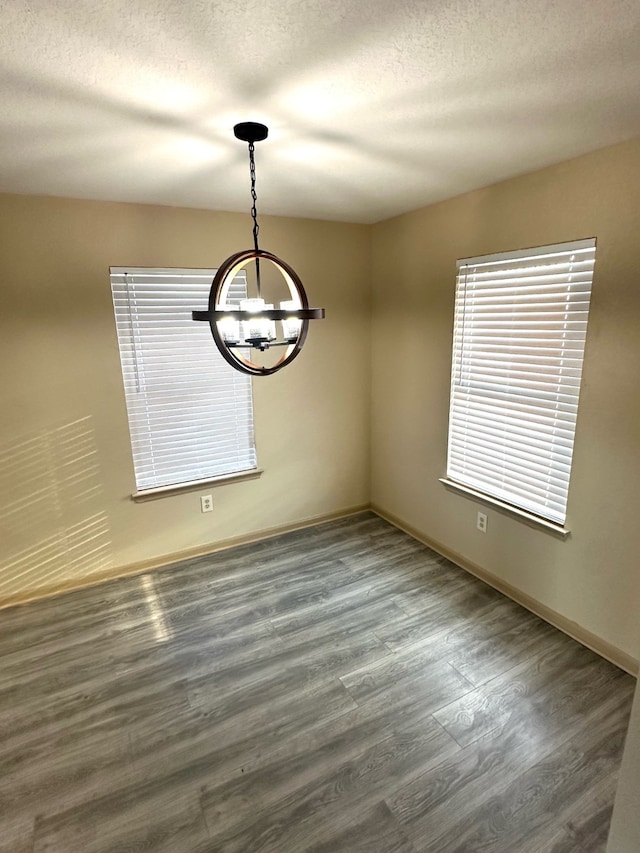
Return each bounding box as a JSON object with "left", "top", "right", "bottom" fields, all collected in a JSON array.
[{"left": 248, "top": 141, "right": 261, "bottom": 297}]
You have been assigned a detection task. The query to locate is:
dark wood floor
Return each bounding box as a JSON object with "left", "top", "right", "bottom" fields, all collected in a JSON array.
[{"left": 1, "top": 512, "right": 634, "bottom": 853}]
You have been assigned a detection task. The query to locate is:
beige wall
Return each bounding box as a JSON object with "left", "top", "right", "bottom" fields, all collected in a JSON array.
[
  {"left": 371, "top": 138, "right": 640, "bottom": 663},
  {"left": 1, "top": 138, "right": 639, "bottom": 667},
  {"left": 0, "top": 194, "right": 371, "bottom": 602},
  {"left": 607, "top": 679, "right": 640, "bottom": 853}
]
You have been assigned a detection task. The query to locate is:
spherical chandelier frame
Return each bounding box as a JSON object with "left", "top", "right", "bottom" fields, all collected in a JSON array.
[{"left": 193, "top": 248, "right": 324, "bottom": 376}]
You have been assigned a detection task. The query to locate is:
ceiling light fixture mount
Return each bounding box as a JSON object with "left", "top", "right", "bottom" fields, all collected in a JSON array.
[{"left": 192, "top": 122, "right": 325, "bottom": 376}]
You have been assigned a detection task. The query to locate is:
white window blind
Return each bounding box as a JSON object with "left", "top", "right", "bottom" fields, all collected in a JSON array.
[
  {"left": 446, "top": 239, "right": 596, "bottom": 526},
  {"left": 110, "top": 267, "right": 257, "bottom": 493}
]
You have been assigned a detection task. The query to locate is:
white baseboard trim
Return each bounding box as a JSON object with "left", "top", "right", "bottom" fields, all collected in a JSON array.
[
  {"left": 0, "top": 504, "right": 370, "bottom": 611},
  {"left": 6, "top": 499, "right": 636, "bottom": 679},
  {"left": 371, "top": 503, "right": 638, "bottom": 677}
]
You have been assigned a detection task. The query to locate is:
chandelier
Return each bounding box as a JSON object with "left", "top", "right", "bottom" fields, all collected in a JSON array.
[{"left": 192, "top": 122, "right": 325, "bottom": 376}]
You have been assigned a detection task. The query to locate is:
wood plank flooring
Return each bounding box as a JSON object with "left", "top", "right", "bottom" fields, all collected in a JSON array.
[{"left": 0, "top": 512, "right": 634, "bottom": 853}]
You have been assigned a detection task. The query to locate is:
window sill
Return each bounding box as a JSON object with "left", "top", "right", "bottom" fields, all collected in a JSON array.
[
  {"left": 439, "top": 478, "right": 570, "bottom": 539},
  {"left": 132, "top": 469, "right": 263, "bottom": 502}
]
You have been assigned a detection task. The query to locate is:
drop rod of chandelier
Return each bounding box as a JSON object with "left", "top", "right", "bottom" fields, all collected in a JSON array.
[{"left": 192, "top": 122, "right": 325, "bottom": 376}]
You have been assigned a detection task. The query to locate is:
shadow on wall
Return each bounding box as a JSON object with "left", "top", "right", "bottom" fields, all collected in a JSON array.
[{"left": 0, "top": 416, "right": 113, "bottom": 603}]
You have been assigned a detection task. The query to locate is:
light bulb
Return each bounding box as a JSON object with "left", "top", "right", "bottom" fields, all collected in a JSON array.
[
  {"left": 240, "top": 298, "right": 276, "bottom": 343},
  {"left": 280, "top": 299, "right": 302, "bottom": 341},
  {"left": 217, "top": 306, "right": 240, "bottom": 343}
]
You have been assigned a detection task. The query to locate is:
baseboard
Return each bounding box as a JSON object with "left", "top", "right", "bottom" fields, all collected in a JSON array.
[
  {"left": 371, "top": 503, "right": 639, "bottom": 677},
  {"left": 0, "top": 503, "right": 370, "bottom": 612},
  {"left": 6, "top": 500, "right": 636, "bottom": 679}
]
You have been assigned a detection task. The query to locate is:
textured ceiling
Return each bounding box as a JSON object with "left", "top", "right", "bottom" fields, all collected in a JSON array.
[{"left": 1, "top": 0, "right": 639, "bottom": 223}]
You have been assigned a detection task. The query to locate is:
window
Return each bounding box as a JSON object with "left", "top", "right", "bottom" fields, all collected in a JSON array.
[
  {"left": 445, "top": 239, "right": 596, "bottom": 528},
  {"left": 110, "top": 267, "right": 257, "bottom": 495}
]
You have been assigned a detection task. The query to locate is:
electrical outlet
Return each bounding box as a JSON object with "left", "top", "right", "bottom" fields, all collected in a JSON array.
[
  {"left": 200, "top": 494, "right": 213, "bottom": 513},
  {"left": 477, "top": 511, "right": 487, "bottom": 533}
]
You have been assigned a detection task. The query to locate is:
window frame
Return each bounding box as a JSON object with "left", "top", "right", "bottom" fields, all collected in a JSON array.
[
  {"left": 442, "top": 238, "right": 596, "bottom": 533},
  {"left": 110, "top": 266, "right": 260, "bottom": 499}
]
